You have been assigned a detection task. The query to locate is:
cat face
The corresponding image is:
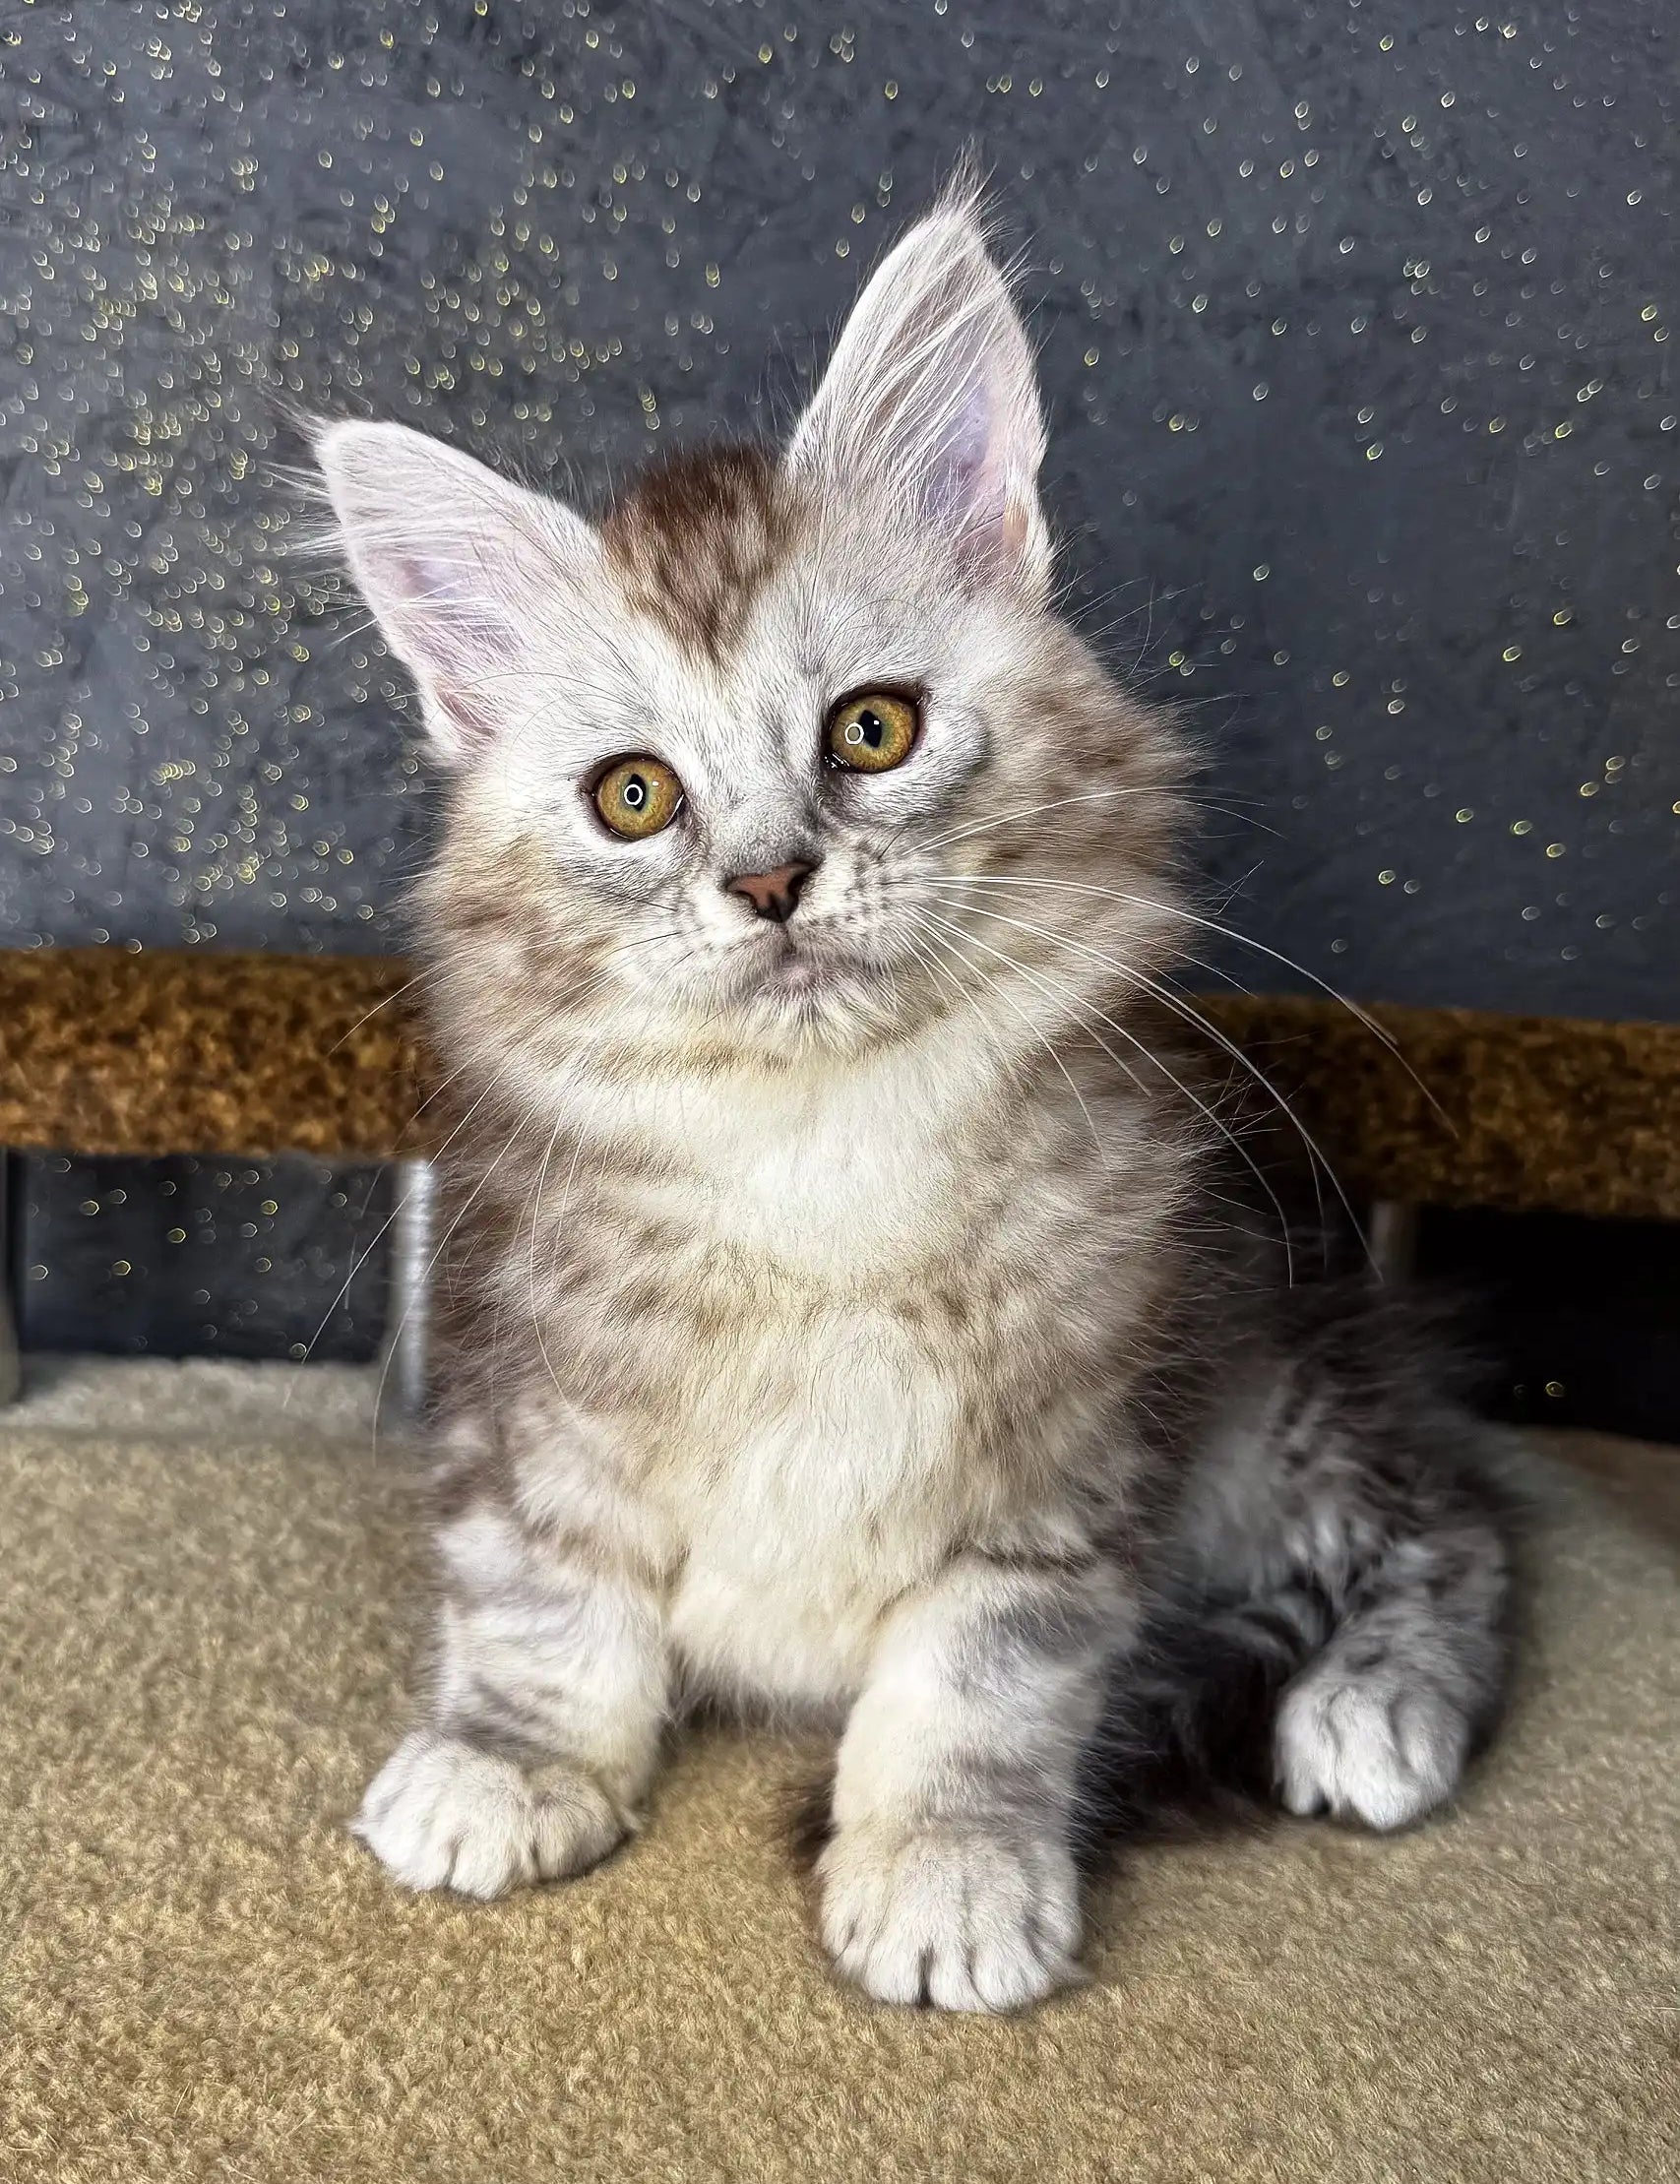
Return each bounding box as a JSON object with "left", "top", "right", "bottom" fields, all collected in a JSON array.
[{"left": 321, "top": 187, "right": 1182, "bottom": 1069}]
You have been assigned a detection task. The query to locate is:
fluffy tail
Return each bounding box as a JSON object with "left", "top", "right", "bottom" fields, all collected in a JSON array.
[
  {"left": 1080, "top": 1285, "right": 1526, "bottom": 1855},
  {"left": 1074, "top": 1585, "right": 1327, "bottom": 1851}
]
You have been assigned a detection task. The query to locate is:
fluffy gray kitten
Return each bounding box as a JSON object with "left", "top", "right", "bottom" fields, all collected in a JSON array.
[{"left": 320, "top": 187, "right": 1513, "bottom": 2013}]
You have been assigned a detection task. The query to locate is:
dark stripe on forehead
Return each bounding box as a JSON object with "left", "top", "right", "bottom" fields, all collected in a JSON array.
[{"left": 601, "top": 443, "right": 794, "bottom": 659}]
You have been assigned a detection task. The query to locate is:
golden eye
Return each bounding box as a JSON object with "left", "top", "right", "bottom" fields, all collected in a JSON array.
[
  {"left": 825, "top": 691, "right": 919, "bottom": 773},
  {"left": 592, "top": 755, "right": 684, "bottom": 840}
]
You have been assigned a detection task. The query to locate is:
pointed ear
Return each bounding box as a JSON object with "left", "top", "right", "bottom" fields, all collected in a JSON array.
[
  {"left": 316, "top": 421, "right": 598, "bottom": 765},
  {"left": 786, "top": 191, "right": 1050, "bottom": 599}
]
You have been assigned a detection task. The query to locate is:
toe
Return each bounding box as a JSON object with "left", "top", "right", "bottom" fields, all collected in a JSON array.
[{"left": 819, "top": 1820, "right": 1082, "bottom": 2015}]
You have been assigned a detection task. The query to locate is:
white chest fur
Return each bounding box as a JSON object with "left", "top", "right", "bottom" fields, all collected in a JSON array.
[
  {"left": 621, "top": 1022, "right": 992, "bottom": 1277},
  {"left": 602, "top": 1029, "right": 1004, "bottom": 1711},
  {"left": 664, "top": 1301, "right": 961, "bottom": 1712}
]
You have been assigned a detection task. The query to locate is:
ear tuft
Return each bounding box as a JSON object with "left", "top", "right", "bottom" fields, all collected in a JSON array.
[
  {"left": 316, "top": 421, "right": 596, "bottom": 764},
  {"left": 787, "top": 180, "right": 1050, "bottom": 599}
]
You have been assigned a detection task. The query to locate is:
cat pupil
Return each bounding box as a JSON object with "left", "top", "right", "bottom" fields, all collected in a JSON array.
[{"left": 624, "top": 776, "right": 647, "bottom": 808}]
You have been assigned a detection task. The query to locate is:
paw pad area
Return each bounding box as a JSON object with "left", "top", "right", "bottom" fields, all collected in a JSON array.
[
  {"left": 818, "top": 1820, "right": 1083, "bottom": 2013},
  {"left": 353, "top": 1733, "right": 626, "bottom": 1898},
  {"left": 1276, "top": 1676, "right": 1471, "bottom": 1833}
]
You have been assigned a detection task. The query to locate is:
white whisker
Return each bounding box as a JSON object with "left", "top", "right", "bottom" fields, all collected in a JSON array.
[
  {"left": 912, "top": 913, "right": 1115, "bottom": 1198},
  {"left": 918, "top": 906, "right": 1295, "bottom": 1277},
  {"left": 916, "top": 785, "right": 1268, "bottom": 858},
  {"left": 927, "top": 894, "right": 1357, "bottom": 1271},
  {"left": 931, "top": 871, "right": 1445, "bottom": 1127}
]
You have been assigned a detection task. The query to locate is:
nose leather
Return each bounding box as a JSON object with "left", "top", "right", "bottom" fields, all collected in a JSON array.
[{"left": 724, "top": 860, "right": 817, "bottom": 923}]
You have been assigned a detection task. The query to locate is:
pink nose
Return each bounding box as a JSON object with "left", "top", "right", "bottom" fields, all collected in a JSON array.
[{"left": 724, "top": 860, "right": 817, "bottom": 923}]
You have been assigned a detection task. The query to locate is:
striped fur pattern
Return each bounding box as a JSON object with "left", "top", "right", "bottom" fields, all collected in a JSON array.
[{"left": 320, "top": 184, "right": 1516, "bottom": 2014}]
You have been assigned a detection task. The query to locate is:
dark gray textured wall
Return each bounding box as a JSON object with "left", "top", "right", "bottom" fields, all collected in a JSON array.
[
  {"left": 3, "top": 0, "right": 1676, "bottom": 1012},
  {"left": 1, "top": 0, "right": 1677, "bottom": 1355}
]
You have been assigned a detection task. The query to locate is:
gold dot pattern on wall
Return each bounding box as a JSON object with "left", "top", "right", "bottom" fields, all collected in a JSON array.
[
  {"left": 18, "top": 1150, "right": 393, "bottom": 1362},
  {"left": 0, "top": 0, "right": 1673, "bottom": 1026}
]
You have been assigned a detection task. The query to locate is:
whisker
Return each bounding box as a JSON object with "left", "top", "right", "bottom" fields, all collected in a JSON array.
[
  {"left": 285, "top": 1050, "right": 525, "bottom": 1394},
  {"left": 921, "top": 904, "right": 1297, "bottom": 1278},
  {"left": 370, "top": 1104, "right": 544, "bottom": 1442},
  {"left": 898, "top": 923, "right": 1016, "bottom": 1078},
  {"left": 373, "top": 946, "right": 661, "bottom": 1435},
  {"left": 927, "top": 895, "right": 1357, "bottom": 1272},
  {"left": 930, "top": 872, "right": 1445, "bottom": 1126},
  {"left": 326, "top": 967, "right": 431, "bottom": 1057},
  {"left": 524, "top": 987, "right": 653, "bottom": 1420},
  {"left": 313, "top": 929, "right": 686, "bottom": 1410},
  {"left": 913, "top": 912, "right": 1117, "bottom": 1198},
  {"left": 915, "top": 785, "right": 1274, "bottom": 859}
]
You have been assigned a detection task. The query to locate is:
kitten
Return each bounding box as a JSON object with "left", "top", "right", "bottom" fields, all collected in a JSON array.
[{"left": 320, "top": 184, "right": 1514, "bottom": 2013}]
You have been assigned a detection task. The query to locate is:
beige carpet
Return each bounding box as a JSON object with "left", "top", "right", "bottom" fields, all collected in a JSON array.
[{"left": 1, "top": 1359, "right": 1676, "bottom": 2183}]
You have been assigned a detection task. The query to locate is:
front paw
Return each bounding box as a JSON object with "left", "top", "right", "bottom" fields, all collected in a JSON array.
[
  {"left": 352, "top": 1730, "right": 630, "bottom": 1899},
  {"left": 818, "top": 1817, "right": 1083, "bottom": 2013}
]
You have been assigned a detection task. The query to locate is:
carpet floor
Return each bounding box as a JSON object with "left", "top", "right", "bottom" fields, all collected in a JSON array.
[{"left": 1, "top": 1358, "right": 1676, "bottom": 2183}]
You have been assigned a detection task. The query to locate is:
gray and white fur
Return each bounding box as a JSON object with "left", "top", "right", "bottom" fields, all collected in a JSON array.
[{"left": 319, "top": 182, "right": 1516, "bottom": 2014}]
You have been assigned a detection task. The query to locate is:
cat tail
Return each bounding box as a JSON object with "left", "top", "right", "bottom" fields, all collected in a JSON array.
[
  {"left": 1076, "top": 1284, "right": 1532, "bottom": 1858},
  {"left": 1073, "top": 1582, "right": 1324, "bottom": 1853}
]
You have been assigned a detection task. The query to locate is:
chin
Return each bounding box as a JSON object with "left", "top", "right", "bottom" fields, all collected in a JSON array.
[{"left": 725, "top": 944, "right": 904, "bottom": 1057}]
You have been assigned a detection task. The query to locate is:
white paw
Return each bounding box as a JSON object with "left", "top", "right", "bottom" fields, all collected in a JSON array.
[
  {"left": 1276, "top": 1670, "right": 1470, "bottom": 1832},
  {"left": 352, "top": 1730, "right": 629, "bottom": 1899},
  {"left": 818, "top": 1819, "right": 1083, "bottom": 2013}
]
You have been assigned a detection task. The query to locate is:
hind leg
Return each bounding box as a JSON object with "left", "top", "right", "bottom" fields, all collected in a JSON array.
[
  {"left": 1173, "top": 1309, "right": 1516, "bottom": 1835},
  {"left": 1275, "top": 1519, "right": 1508, "bottom": 1830}
]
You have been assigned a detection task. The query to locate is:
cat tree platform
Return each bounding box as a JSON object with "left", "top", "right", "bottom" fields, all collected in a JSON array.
[
  {"left": 2, "top": 1354, "right": 1675, "bottom": 2181},
  {"left": 2, "top": 945, "right": 1677, "bottom": 1217}
]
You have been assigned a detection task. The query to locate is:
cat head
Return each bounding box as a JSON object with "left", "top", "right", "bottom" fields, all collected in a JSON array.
[{"left": 320, "top": 183, "right": 1184, "bottom": 1080}]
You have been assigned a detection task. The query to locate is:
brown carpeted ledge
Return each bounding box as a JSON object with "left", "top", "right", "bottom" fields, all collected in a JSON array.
[
  {"left": 0, "top": 948, "right": 424, "bottom": 1163},
  {"left": 1, "top": 947, "right": 1677, "bottom": 1219}
]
